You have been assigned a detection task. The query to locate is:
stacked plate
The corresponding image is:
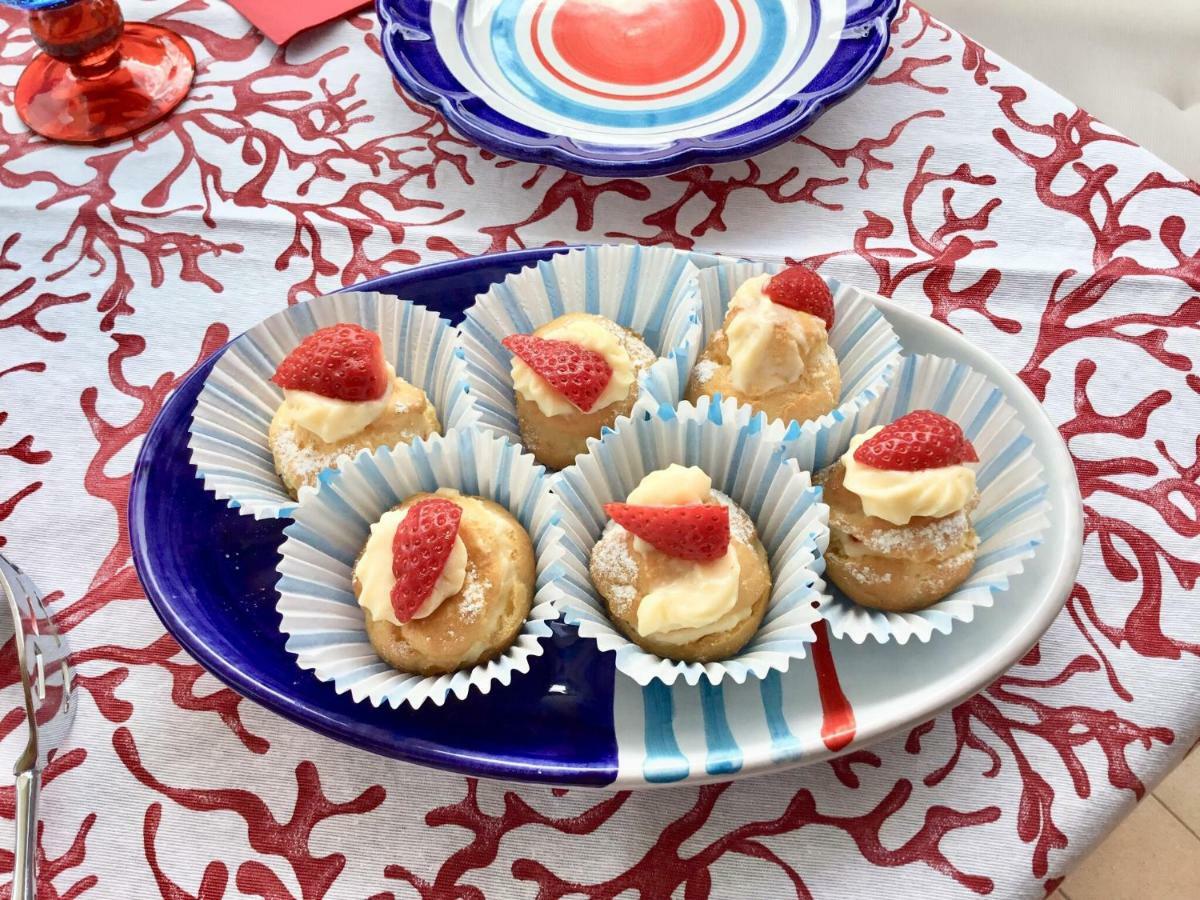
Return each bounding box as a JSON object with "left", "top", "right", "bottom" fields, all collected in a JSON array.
[{"left": 375, "top": 0, "right": 903, "bottom": 176}]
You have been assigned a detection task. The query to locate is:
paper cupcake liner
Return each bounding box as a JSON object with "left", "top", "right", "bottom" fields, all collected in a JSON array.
[
  {"left": 693, "top": 260, "right": 902, "bottom": 430},
  {"left": 546, "top": 396, "right": 829, "bottom": 687},
  {"left": 456, "top": 244, "right": 703, "bottom": 454},
  {"left": 785, "top": 353, "right": 1051, "bottom": 645},
  {"left": 275, "top": 428, "right": 560, "bottom": 709},
  {"left": 188, "top": 292, "right": 477, "bottom": 520}
]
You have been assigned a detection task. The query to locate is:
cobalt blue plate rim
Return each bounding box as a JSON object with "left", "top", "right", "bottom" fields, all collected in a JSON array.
[
  {"left": 374, "top": 0, "right": 903, "bottom": 178},
  {"left": 129, "top": 246, "right": 628, "bottom": 786}
]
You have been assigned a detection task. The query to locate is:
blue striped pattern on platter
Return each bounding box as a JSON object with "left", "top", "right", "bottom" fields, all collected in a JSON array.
[
  {"left": 275, "top": 428, "right": 560, "bottom": 709},
  {"left": 694, "top": 260, "right": 902, "bottom": 431},
  {"left": 457, "top": 244, "right": 704, "bottom": 444},
  {"left": 547, "top": 395, "right": 830, "bottom": 687},
  {"left": 612, "top": 662, "right": 827, "bottom": 783},
  {"left": 784, "top": 353, "right": 1051, "bottom": 644},
  {"left": 188, "top": 292, "right": 476, "bottom": 520}
]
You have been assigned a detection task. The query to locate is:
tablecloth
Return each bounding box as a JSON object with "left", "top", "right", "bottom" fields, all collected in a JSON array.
[{"left": 1, "top": 2, "right": 1198, "bottom": 897}]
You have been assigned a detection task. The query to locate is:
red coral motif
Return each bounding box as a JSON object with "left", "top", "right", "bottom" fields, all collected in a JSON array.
[
  {"left": 869, "top": 55, "right": 952, "bottom": 95},
  {"left": 79, "top": 325, "right": 228, "bottom": 602},
  {"left": 115, "top": 727, "right": 385, "bottom": 899},
  {"left": 144, "top": 803, "right": 229, "bottom": 900},
  {"left": 809, "top": 146, "right": 1015, "bottom": 333},
  {"left": 0, "top": 280, "right": 90, "bottom": 342},
  {"left": 797, "top": 110, "right": 945, "bottom": 189},
  {"left": 610, "top": 160, "right": 848, "bottom": 248},
  {"left": 74, "top": 635, "right": 270, "bottom": 754},
  {"left": 379, "top": 778, "right": 998, "bottom": 898},
  {"left": 829, "top": 750, "right": 883, "bottom": 789},
  {"left": 0, "top": 750, "right": 95, "bottom": 900},
  {"left": 482, "top": 170, "right": 651, "bottom": 252}
]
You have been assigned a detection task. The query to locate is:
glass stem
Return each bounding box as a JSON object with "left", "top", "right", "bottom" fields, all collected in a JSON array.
[{"left": 29, "top": 0, "right": 124, "bottom": 76}]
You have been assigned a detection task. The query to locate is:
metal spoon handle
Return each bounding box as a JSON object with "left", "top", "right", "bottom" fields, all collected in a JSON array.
[{"left": 12, "top": 768, "right": 39, "bottom": 900}]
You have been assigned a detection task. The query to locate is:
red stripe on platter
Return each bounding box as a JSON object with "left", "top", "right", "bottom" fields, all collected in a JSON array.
[
  {"left": 813, "top": 621, "right": 857, "bottom": 752},
  {"left": 529, "top": 0, "right": 747, "bottom": 102}
]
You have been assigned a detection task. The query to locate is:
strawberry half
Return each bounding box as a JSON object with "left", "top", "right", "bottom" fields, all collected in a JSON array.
[
  {"left": 853, "top": 410, "right": 979, "bottom": 471},
  {"left": 390, "top": 498, "right": 462, "bottom": 622},
  {"left": 763, "top": 265, "right": 835, "bottom": 330},
  {"left": 272, "top": 323, "right": 388, "bottom": 402},
  {"left": 604, "top": 502, "right": 730, "bottom": 562},
  {"left": 502, "top": 334, "right": 613, "bottom": 413}
]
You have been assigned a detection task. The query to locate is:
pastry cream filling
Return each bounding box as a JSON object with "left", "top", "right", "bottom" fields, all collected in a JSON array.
[
  {"left": 511, "top": 318, "right": 635, "bottom": 417},
  {"left": 840, "top": 426, "right": 977, "bottom": 526},
  {"left": 353, "top": 504, "right": 468, "bottom": 627},
  {"left": 724, "top": 274, "right": 825, "bottom": 394},
  {"left": 626, "top": 463, "right": 710, "bottom": 507},
  {"left": 282, "top": 363, "right": 396, "bottom": 443},
  {"left": 622, "top": 466, "right": 744, "bottom": 642},
  {"left": 636, "top": 548, "right": 745, "bottom": 644}
]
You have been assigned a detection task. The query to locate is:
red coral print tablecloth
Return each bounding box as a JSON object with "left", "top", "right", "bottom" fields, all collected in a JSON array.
[{"left": 1, "top": 2, "right": 1198, "bottom": 897}]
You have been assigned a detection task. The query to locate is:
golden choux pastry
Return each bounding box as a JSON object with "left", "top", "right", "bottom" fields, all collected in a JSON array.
[
  {"left": 353, "top": 489, "right": 535, "bottom": 676},
  {"left": 686, "top": 266, "right": 841, "bottom": 426},
  {"left": 503, "top": 312, "right": 655, "bottom": 469},
  {"left": 588, "top": 465, "right": 772, "bottom": 663},
  {"left": 816, "top": 411, "right": 981, "bottom": 613},
  {"left": 268, "top": 323, "right": 439, "bottom": 497}
]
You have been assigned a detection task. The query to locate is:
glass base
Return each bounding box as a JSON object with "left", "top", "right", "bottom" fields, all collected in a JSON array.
[{"left": 14, "top": 22, "right": 195, "bottom": 144}]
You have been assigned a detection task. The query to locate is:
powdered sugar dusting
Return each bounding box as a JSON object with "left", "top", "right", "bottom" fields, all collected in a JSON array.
[
  {"left": 273, "top": 420, "right": 424, "bottom": 488},
  {"left": 857, "top": 509, "right": 971, "bottom": 559},
  {"left": 693, "top": 357, "right": 719, "bottom": 384},
  {"left": 596, "top": 316, "right": 656, "bottom": 370},
  {"left": 590, "top": 523, "right": 639, "bottom": 615},
  {"left": 458, "top": 563, "right": 488, "bottom": 622},
  {"left": 271, "top": 427, "right": 341, "bottom": 486},
  {"left": 936, "top": 546, "right": 976, "bottom": 572},
  {"left": 841, "top": 559, "right": 893, "bottom": 585}
]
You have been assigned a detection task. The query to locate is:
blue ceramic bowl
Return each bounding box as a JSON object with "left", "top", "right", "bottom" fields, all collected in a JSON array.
[{"left": 376, "top": 0, "right": 901, "bottom": 177}]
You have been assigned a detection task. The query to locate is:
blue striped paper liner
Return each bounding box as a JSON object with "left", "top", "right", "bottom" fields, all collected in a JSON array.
[
  {"left": 456, "top": 244, "right": 703, "bottom": 455},
  {"left": 274, "top": 428, "right": 560, "bottom": 709},
  {"left": 188, "top": 292, "right": 478, "bottom": 520},
  {"left": 693, "top": 261, "right": 901, "bottom": 430},
  {"left": 784, "top": 353, "right": 1051, "bottom": 644},
  {"left": 547, "top": 395, "right": 830, "bottom": 687}
]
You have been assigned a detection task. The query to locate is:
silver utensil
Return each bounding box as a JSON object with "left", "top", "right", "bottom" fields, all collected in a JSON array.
[{"left": 1, "top": 554, "right": 75, "bottom": 900}]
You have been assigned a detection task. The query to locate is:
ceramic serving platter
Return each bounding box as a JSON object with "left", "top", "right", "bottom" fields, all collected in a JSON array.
[
  {"left": 375, "top": 0, "right": 902, "bottom": 177},
  {"left": 129, "top": 247, "right": 1082, "bottom": 788}
]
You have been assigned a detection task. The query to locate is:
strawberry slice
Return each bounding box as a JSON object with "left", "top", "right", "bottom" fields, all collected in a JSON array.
[
  {"left": 502, "top": 334, "right": 613, "bottom": 412},
  {"left": 390, "top": 498, "right": 462, "bottom": 622},
  {"left": 604, "top": 502, "right": 730, "bottom": 562},
  {"left": 853, "top": 410, "right": 979, "bottom": 471},
  {"left": 272, "top": 323, "right": 388, "bottom": 402},
  {"left": 763, "top": 265, "right": 835, "bottom": 330}
]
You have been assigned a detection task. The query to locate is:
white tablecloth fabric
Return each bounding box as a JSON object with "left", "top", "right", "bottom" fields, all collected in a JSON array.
[{"left": 1, "top": 2, "right": 1198, "bottom": 897}]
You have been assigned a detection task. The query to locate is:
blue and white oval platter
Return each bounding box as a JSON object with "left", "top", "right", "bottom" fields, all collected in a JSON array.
[{"left": 130, "top": 246, "right": 1083, "bottom": 789}]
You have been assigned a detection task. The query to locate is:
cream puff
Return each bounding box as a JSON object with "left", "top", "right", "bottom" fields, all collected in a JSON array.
[
  {"left": 268, "top": 323, "right": 440, "bottom": 496},
  {"left": 816, "top": 410, "right": 980, "bottom": 612},
  {"left": 588, "top": 464, "right": 772, "bottom": 662},
  {"left": 503, "top": 312, "right": 655, "bottom": 469},
  {"left": 353, "top": 489, "right": 535, "bottom": 676},
  {"left": 686, "top": 265, "right": 841, "bottom": 426}
]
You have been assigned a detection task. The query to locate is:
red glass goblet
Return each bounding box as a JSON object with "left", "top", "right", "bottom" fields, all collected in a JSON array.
[{"left": 11, "top": 0, "right": 195, "bottom": 143}]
